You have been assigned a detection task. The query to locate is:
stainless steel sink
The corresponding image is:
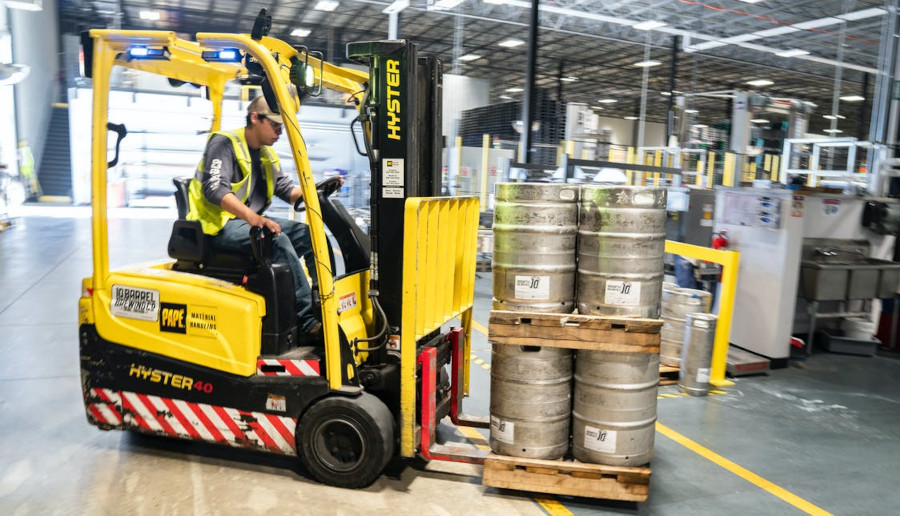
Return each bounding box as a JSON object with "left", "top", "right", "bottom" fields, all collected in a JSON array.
[{"left": 800, "top": 257, "right": 900, "bottom": 300}]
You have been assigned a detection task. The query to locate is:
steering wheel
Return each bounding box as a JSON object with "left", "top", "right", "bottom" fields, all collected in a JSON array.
[{"left": 293, "top": 175, "right": 343, "bottom": 212}]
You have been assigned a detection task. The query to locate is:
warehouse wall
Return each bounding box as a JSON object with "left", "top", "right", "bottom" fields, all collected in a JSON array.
[
  {"left": 596, "top": 116, "right": 666, "bottom": 148},
  {"left": 443, "top": 74, "right": 490, "bottom": 142},
  {"left": 0, "top": 7, "right": 17, "bottom": 175},
  {"left": 10, "top": 0, "right": 59, "bottom": 173}
]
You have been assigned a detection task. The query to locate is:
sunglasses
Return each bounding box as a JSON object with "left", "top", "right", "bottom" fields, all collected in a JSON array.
[{"left": 259, "top": 115, "right": 283, "bottom": 131}]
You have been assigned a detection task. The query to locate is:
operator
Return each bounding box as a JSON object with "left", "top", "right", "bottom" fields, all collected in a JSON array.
[{"left": 186, "top": 94, "right": 331, "bottom": 342}]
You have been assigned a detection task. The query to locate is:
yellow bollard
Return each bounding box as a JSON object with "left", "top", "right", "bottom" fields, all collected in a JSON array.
[
  {"left": 707, "top": 151, "right": 716, "bottom": 188},
  {"left": 723, "top": 153, "right": 736, "bottom": 186},
  {"left": 480, "top": 134, "right": 490, "bottom": 211},
  {"left": 654, "top": 150, "right": 662, "bottom": 186},
  {"left": 626, "top": 147, "right": 635, "bottom": 185}
]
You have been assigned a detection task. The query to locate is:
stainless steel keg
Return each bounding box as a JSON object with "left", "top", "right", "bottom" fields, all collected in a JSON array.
[
  {"left": 490, "top": 344, "right": 572, "bottom": 459},
  {"left": 577, "top": 186, "right": 667, "bottom": 318},
  {"left": 679, "top": 313, "right": 718, "bottom": 396},
  {"left": 572, "top": 350, "right": 659, "bottom": 466},
  {"left": 660, "top": 285, "right": 713, "bottom": 366},
  {"left": 492, "top": 183, "right": 579, "bottom": 313}
]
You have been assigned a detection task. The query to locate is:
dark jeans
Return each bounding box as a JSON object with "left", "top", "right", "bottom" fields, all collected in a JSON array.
[{"left": 211, "top": 217, "right": 318, "bottom": 332}]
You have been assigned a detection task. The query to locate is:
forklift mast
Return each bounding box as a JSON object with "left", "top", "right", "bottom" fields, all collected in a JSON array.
[{"left": 348, "top": 40, "right": 443, "bottom": 333}]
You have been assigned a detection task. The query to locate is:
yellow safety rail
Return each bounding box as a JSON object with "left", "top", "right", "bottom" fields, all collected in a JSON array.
[
  {"left": 400, "top": 197, "right": 480, "bottom": 457},
  {"left": 665, "top": 240, "right": 740, "bottom": 387}
]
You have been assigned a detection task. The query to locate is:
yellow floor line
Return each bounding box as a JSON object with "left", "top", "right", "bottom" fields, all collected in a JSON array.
[
  {"left": 472, "top": 319, "right": 489, "bottom": 336},
  {"left": 456, "top": 425, "right": 490, "bottom": 450},
  {"left": 656, "top": 422, "right": 834, "bottom": 516},
  {"left": 534, "top": 497, "right": 574, "bottom": 516}
]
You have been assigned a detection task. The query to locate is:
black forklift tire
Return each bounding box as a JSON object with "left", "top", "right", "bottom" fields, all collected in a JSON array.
[{"left": 297, "top": 392, "right": 396, "bottom": 488}]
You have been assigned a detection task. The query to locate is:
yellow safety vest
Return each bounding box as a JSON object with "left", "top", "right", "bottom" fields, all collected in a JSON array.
[{"left": 187, "top": 129, "right": 279, "bottom": 235}]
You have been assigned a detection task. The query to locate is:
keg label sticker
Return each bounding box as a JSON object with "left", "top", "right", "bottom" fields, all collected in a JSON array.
[
  {"left": 584, "top": 425, "right": 617, "bottom": 454},
  {"left": 111, "top": 285, "right": 159, "bottom": 322},
  {"left": 490, "top": 416, "right": 514, "bottom": 443},
  {"left": 382, "top": 159, "right": 404, "bottom": 187},
  {"left": 696, "top": 368, "right": 711, "bottom": 384},
  {"left": 605, "top": 281, "right": 641, "bottom": 306},
  {"left": 515, "top": 275, "right": 550, "bottom": 300}
]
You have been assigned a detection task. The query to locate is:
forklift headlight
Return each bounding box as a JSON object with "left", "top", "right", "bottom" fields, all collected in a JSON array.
[
  {"left": 201, "top": 48, "right": 243, "bottom": 63},
  {"left": 126, "top": 46, "right": 170, "bottom": 60}
]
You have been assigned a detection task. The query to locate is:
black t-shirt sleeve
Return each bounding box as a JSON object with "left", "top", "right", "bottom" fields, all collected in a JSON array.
[{"left": 200, "top": 135, "right": 238, "bottom": 206}]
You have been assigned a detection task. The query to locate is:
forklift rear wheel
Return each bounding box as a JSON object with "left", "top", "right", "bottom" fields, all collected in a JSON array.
[{"left": 298, "top": 393, "right": 395, "bottom": 488}]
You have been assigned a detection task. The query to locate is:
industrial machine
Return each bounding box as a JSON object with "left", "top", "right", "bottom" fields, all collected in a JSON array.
[
  {"left": 78, "top": 12, "right": 484, "bottom": 489},
  {"left": 714, "top": 187, "right": 898, "bottom": 365}
]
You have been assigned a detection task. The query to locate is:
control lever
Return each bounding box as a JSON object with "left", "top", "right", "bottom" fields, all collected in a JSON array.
[{"left": 249, "top": 226, "right": 275, "bottom": 266}]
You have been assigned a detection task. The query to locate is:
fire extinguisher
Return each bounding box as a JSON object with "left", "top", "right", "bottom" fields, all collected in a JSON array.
[{"left": 712, "top": 230, "right": 729, "bottom": 250}]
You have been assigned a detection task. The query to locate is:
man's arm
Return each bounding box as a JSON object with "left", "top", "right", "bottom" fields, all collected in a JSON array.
[
  {"left": 219, "top": 193, "right": 282, "bottom": 236},
  {"left": 202, "top": 136, "right": 282, "bottom": 235}
]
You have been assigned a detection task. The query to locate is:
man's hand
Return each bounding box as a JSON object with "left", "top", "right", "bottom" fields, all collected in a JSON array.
[
  {"left": 249, "top": 213, "right": 281, "bottom": 236},
  {"left": 219, "top": 193, "right": 281, "bottom": 236}
]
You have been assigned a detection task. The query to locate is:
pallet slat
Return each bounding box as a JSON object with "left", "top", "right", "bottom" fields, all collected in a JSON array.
[
  {"left": 483, "top": 454, "right": 651, "bottom": 502},
  {"left": 489, "top": 310, "right": 661, "bottom": 353}
]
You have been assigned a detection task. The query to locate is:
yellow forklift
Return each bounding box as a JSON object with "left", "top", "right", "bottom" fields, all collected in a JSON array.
[{"left": 79, "top": 10, "right": 485, "bottom": 488}]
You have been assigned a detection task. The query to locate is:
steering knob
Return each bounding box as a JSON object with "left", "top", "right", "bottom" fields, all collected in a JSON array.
[{"left": 294, "top": 175, "right": 344, "bottom": 212}]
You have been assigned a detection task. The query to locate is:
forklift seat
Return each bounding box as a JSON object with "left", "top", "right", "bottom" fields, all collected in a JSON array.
[{"left": 167, "top": 177, "right": 254, "bottom": 270}]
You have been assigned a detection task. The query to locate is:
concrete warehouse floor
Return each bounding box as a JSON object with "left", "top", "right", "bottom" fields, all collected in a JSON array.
[{"left": 2, "top": 206, "right": 900, "bottom": 515}]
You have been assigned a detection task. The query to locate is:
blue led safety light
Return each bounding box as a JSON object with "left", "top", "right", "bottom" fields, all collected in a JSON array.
[
  {"left": 201, "top": 48, "right": 243, "bottom": 62},
  {"left": 126, "top": 46, "right": 170, "bottom": 60}
]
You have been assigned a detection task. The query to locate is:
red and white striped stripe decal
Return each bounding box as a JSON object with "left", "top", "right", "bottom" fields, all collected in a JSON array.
[
  {"left": 85, "top": 388, "right": 297, "bottom": 455},
  {"left": 256, "top": 358, "right": 321, "bottom": 376},
  {"left": 85, "top": 387, "right": 123, "bottom": 427}
]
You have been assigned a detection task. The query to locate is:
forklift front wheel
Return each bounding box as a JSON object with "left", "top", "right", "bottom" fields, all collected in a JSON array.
[{"left": 298, "top": 393, "right": 395, "bottom": 488}]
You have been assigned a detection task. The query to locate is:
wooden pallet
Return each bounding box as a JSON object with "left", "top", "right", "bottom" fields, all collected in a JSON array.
[
  {"left": 488, "top": 310, "right": 661, "bottom": 354},
  {"left": 659, "top": 365, "right": 679, "bottom": 386},
  {"left": 482, "top": 454, "right": 651, "bottom": 502}
]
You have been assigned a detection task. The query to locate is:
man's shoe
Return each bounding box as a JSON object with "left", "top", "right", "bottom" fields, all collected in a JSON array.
[{"left": 298, "top": 322, "right": 323, "bottom": 346}]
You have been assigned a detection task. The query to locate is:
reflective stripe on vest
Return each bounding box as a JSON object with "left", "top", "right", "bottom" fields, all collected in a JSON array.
[{"left": 186, "top": 129, "right": 280, "bottom": 235}]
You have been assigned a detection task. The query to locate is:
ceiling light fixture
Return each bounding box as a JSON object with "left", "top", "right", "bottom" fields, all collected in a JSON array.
[
  {"left": 499, "top": 94, "right": 512, "bottom": 100},
  {"left": 382, "top": 0, "right": 409, "bottom": 14},
  {"left": 506, "top": 87, "right": 524, "bottom": 92},
  {"left": 634, "top": 21, "right": 667, "bottom": 31},
  {"left": 560, "top": 76, "right": 579, "bottom": 82},
  {"left": 660, "top": 91, "right": 672, "bottom": 96},
  {"left": 693, "top": 124, "right": 708, "bottom": 129},
  {"left": 776, "top": 49, "right": 810, "bottom": 58},
  {"left": 751, "top": 119, "right": 770, "bottom": 123},
  {"left": 746, "top": 79, "right": 774, "bottom": 87},
  {"left": 624, "top": 116, "right": 640, "bottom": 120},
  {"left": 737, "top": 0, "right": 763, "bottom": 4},
  {"left": 824, "top": 129, "right": 843, "bottom": 134},
  {"left": 840, "top": 95, "right": 865, "bottom": 102},
  {"left": 684, "top": 109, "right": 698, "bottom": 114},
  {"left": 314, "top": 1, "right": 340, "bottom": 12},
  {"left": 597, "top": 99, "right": 618, "bottom": 104},
  {"left": 458, "top": 54, "right": 481, "bottom": 61},
  {"left": 139, "top": 10, "right": 161, "bottom": 20},
  {"left": 634, "top": 60, "right": 662, "bottom": 67},
  {"left": 291, "top": 28, "right": 311, "bottom": 37},
  {"left": 823, "top": 114, "right": 846, "bottom": 120},
  {"left": 498, "top": 38, "right": 525, "bottom": 48}
]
